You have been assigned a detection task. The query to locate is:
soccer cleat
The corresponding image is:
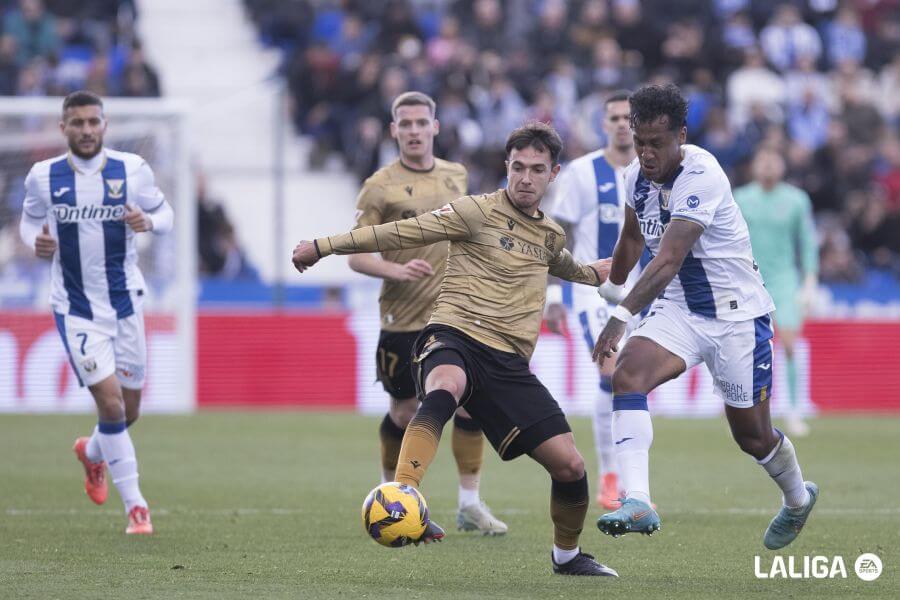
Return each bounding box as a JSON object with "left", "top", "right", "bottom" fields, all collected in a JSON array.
[
  {"left": 597, "top": 498, "right": 661, "bottom": 537},
  {"left": 764, "top": 481, "right": 818, "bottom": 550},
  {"left": 126, "top": 505, "right": 153, "bottom": 535},
  {"left": 72, "top": 437, "right": 107, "bottom": 505},
  {"left": 552, "top": 551, "right": 619, "bottom": 577},
  {"left": 597, "top": 473, "right": 622, "bottom": 510},
  {"left": 412, "top": 519, "right": 445, "bottom": 545},
  {"left": 457, "top": 503, "right": 508, "bottom": 536}
]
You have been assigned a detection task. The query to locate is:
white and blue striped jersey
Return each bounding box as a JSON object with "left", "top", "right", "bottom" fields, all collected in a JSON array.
[
  {"left": 22, "top": 149, "right": 170, "bottom": 323},
  {"left": 549, "top": 149, "right": 628, "bottom": 263},
  {"left": 623, "top": 144, "right": 774, "bottom": 321}
]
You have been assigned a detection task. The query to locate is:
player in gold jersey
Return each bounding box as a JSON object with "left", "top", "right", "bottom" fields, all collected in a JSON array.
[
  {"left": 294, "top": 122, "right": 619, "bottom": 577},
  {"left": 347, "top": 92, "right": 506, "bottom": 535}
]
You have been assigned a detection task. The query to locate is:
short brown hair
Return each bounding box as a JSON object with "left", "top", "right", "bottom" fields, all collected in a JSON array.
[
  {"left": 505, "top": 121, "right": 564, "bottom": 165},
  {"left": 391, "top": 91, "right": 436, "bottom": 120},
  {"left": 62, "top": 90, "right": 103, "bottom": 115}
]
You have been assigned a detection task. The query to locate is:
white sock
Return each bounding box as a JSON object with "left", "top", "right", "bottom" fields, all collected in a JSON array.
[
  {"left": 553, "top": 545, "right": 580, "bottom": 564},
  {"left": 458, "top": 485, "right": 480, "bottom": 509},
  {"left": 757, "top": 430, "right": 810, "bottom": 508},
  {"left": 85, "top": 426, "right": 103, "bottom": 463},
  {"left": 96, "top": 421, "right": 147, "bottom": 513},
  {"left": 613, "top": 394, "right": 653, "bottom": 505},
  {"left": 593, "top": 377, "right": 616, "bottom": 477}
]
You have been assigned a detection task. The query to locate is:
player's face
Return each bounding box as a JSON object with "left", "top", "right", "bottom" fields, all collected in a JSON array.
[
  {"left": 505, "top": 145, "right": 561, "bottom": 214},
  {"left": 632, "top": 116, "right": 686, "bottom": 183},
  {"left": 603, "top": 100, "right": 632, "bottom": 152},
  {"left": 390, "top": 104, "right": 438, "bottom": 163},
  {"left": 752, "top": 151, "right": 786, "bottom": 186},
  {"left": 61, "top": 105, "right": 106, "bottom": 159}
]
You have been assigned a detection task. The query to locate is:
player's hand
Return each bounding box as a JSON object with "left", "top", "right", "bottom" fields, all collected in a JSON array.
[
  {"left": 592, "top": 316, "right": 627, "bottom": 366},
  {"left": 798, "top": 275, "right": 817, "bottom": 314},
  {"left": 544, "top": 302, "right": 567, "bottom": 335},
  {"left": 598, "top": 278, "right": 628, "bottom": 304},
  {"left": 34, "top": 223, "right": 57, "bottom": 260},
  {"left": 588, "top": 258, "right": 612, "bottom": 284},
  {"left": 391, "top": 259, "right": 434, "bottom": 282},
  {"left": 123, "top": 203, "right": 153, "bottom": 232},
  {"left": 292, "top": 240, "right": 320, "bottom": 273}
]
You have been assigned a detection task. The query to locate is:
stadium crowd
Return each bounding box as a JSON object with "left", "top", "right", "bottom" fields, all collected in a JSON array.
[{"left": 245, "top": 0, "right": 900, "bottom": 282}]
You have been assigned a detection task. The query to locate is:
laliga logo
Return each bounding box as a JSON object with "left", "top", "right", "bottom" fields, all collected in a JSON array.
[{"left": 754, "top": 553, "right": 882, "bottom": 581}]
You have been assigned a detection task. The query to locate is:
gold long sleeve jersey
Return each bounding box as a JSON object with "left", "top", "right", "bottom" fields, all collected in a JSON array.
[
  {"left": 353, "top": 158, "right": 468, "bottom": 332},
  {"left": 318, "top": 189, "right": 601, "bottom": 358}
]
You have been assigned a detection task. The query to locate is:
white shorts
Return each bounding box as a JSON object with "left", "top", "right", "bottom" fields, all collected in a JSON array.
[
  {"left": 572, "top": 284, "right": 640, "bottom": 355},
  {"left": 53, "top": 307, "right": 147, "bottom": 390},
  {"left": 631, "top": 299, "right": 774, "bottom": 408}
]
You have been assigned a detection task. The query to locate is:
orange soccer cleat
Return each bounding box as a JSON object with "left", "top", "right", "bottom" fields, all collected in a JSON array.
[
  {"left": 72, "top": 437, "right": 107, "bottom": 505},
  {"left": 126, "top": 506, "right": 153, "bottom": 535},
  {"left": 597, "top": 473, "right": 622, "bottom": 510}
]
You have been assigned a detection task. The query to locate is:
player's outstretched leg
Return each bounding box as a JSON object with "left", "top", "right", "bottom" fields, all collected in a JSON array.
[
  {"left": 452, "top": 412, "right": 508, "bottom": 536},
  {"left": 395, "top": 384, "right": 460, "bottom": 544},
  {"left": 73, "top": 431, "right": 107, "bottom": 505},
  {"left": 378, "top": 412, "right": 407, "bottom": 483},
  {"left": 531, "top": 432, "right": 618, "bottom": 577},
  {"left": 593, "top": 375, "right": 621, "bottom": 510},
  {"left": 597, "top": 393, "right": 660, "bottom": 537},
  {"left": 91, "top": 377, "right": 152, "bottom": 535}
]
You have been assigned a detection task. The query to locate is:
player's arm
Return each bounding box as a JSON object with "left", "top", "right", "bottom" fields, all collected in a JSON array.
[
  {"left": 592, "top": 218, "right": 703, "bottom": 363},
  {"left": 18, "top": 169, "right": 56, "bottom": 259},
  {"left": 293, "top": 195, "right": 488, "bottom": 272},
  {"left": 345, "top": 183, "right": 434, "bottom": 282},
  {"left": 796, "top": 192, "right": 819, "bottom": 307},
  {"left": 548, "top": 248, "right": 610, "bottom": 287},
  {"left": 125, "top": 160, "right": 174, "bottom": 234}
]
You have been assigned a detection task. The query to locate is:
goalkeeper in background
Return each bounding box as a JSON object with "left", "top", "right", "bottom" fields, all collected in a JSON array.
[{"left": 734, "top": 148, "right": 819, "bottom": 436}]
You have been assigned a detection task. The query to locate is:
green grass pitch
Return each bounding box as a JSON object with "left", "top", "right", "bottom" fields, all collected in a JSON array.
[{"left": 1, "top": 413, "right": 897, "bottom": 599}]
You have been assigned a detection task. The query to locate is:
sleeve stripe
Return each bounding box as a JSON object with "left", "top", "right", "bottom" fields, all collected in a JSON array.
[
  {"left": 469, "top": 196, "right": 488, "bottom": 219},
  {"left": 395, "top": 221, "right": 405, "bottom": 249},
  {"left": 671, "top": 215, "right": 707, "bottom": 229},
  {"left": 372, "top": 226, "right": 381, "bottom": 251},
  {"left": 145, "top": 198, "right": 166, "bottom": 213},
  {"left": 349, "top": 230, "right": 358, "bottom": 250},
  {"left": 435, "top": 214, "right": 450, "bottom": 239},
  {"left": 412, "top": 218, "right": 425, "bottom": 245}
]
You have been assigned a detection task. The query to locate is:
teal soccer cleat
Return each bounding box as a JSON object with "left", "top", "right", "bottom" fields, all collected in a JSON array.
[
  {"left": 764, "top": 481, "right": 818, "bottom": 550},
  {"left": 597, "top": 498, "right": 660, "bottom": 538}
]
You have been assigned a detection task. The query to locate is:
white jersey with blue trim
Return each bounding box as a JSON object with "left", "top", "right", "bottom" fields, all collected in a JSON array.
[
  {"left": 548, "top": 149, "right": 627, "bottom": 263},
  {"left": 623, "top": 144, "right": 774, "bottom": 321},
  {"left": 22, "top": 148, "right": 167, "bottom": 324}
]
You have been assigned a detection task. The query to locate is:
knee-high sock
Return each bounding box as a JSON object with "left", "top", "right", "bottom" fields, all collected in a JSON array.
[
  {"left": 612, "top": 393, "right": 653, "bottom": 505},
  {"left": 379, "top": 413, "right": 405, "bottom": 482},
  {"left": 757, "top": 428, "right": 810, "bottom": 508},
  {"left": 785, "top": 355, "right": 799, "bottom": 410},
  {"left": 96, "top": 420, "right": 146, "bottom": 513},
  {"left": 593, "top": 375, "right": 616, "bottom": 477},
  {"left": 452, "top": 414, "right": 483, "bottom": 507},
  {"left": 550, "top": 474, "right": 588, "bottom": 551},
  {"left": 395, "top": 390, "right": 457, "bottom": 488}
]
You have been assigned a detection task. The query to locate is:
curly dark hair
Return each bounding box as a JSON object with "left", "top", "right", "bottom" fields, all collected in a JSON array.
[
  {"left": 629, "top": 84, "right": 688, "bottom": 132},
  {"left": 505, "top": 120, "right": 564, "bottom": 165}
]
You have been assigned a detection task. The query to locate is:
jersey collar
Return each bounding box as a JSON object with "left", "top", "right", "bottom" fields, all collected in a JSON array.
[{"left": 67, "top": 149, "right": 107, "bottom": 175}]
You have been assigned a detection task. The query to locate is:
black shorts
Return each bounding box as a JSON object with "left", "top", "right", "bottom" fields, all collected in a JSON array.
[
  {"left": 413, "top": 324, "right": 571, "bottom": 461},
  {"left": 376, "top": 330, "right": 420, "bottom": 399}
]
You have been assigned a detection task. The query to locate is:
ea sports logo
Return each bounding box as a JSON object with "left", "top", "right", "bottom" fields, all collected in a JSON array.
[{"left": 854, "top": 553, "right": 882, "bottom": 581}]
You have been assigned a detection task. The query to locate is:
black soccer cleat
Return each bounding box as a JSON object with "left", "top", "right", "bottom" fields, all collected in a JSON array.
[
  {"left": 552, "top": 552, "right": 619, "bottom": 577},
  {"left": 412, "top": 519, "right": 445, "bottom": 546}
]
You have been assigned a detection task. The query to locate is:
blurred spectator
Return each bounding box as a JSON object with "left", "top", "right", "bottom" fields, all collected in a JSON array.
[
  {"left": 726, "top": 47, "right": 785, "bottom": 129},
  {"left": 824, "top": 5, "right": 866, "bottom": 69},
  {"left": 0, "top": 34, "right": 18, "bottom": 94},
  {"left": 759, "top": 4, "right": 822, "bottom": 72},
  {"left": 196, "top": 173, "right": 259, "bottom": 281},
  {"left": 119, "top": 41, "right": 161, "bottom": 97},
  {"left": 2, "top": 0, "right": 59, "bottom": 67}
]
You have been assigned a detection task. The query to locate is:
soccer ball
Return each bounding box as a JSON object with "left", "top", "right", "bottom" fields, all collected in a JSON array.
[{"left": 361, "top": 482, "right": 428, "bottom": 547}]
